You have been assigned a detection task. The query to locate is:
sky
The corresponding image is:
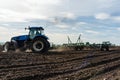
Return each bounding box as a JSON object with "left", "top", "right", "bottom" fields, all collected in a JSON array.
[{"left": 0, "top": 0, "right": 120, "bottom": 45}]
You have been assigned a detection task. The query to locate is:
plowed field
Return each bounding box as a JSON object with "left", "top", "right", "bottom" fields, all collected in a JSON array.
[{"left": 0, "top": 49, "right": 120, "bottom": 80}]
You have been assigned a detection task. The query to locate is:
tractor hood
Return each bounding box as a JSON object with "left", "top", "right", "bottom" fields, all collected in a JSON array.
[{"left": 11, "top": 35, "right": 29, "bottom": 41}]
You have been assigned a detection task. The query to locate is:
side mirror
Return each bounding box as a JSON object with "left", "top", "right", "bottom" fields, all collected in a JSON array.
[
  {"left": 25, "top": 26, "right": 30, "bottom": 30},
  {"left": 25, "top": 28, "right": 27, "bottom": 30}
]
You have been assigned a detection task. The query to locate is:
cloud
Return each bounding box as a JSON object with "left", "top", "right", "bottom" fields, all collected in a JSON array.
[
  {"left": 0, "top": 0, "right": 119, "bottom": 45},
  {"left": 0, "top": 0, "right": 63, "bottom": 22},
  {"left": 86, "top": 30, "right": 100, "bottom": 34},
  {"left": 112, "top": 16, "right": 120, "bottom": 22},
  {"left": 0, "top": 0, "right": 118, "bottom": 23},
  {"left": 71, "top": 22, "right": 88, "bottom": 30},
  {"left": 76, "top": 22, "right": 87, "bottom": 25},
  {"left": 95, "top": 13, "right": 110, "bottom": 20},
  {"left": 0, "top": 8, "right": 49, "bottom": 22},
  {"left": 117, "top": 27, "right": 120, "bottom": 31},
  {"left": 0, "top": 26, "right": 27, "bottom": 42},
  {"left": 60, "top": 12, "right": 76, "bottom": 19},
  {"left": 94, "top": 13, "right": 120, "bottom": 23},
  {"left": 0, "top": 0, "right": 119, "bottom": 22},
  {"left": 56, "top": 24, "right": 69, "bottom": 29},
  {"left": 25, "top": 0, "right": 61, "bottom": 5}
]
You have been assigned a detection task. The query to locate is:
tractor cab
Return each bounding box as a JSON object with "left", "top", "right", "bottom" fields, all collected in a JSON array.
[
  {"left": 101, "top": 41, "right": 111, "bottom": 51},
  {"left": 27, "top": 27, "right": 44, "bottom": 39},
  {"left": 102, "top": 41, "right": 111, "bottom": 45}
]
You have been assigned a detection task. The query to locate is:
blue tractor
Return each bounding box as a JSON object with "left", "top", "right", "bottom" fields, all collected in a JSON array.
[{"left": 3, "top": 27, "right": 50, "bottom": 53}]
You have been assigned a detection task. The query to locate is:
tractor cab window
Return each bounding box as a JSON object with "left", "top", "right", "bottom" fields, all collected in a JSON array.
[{"left": 29, "top": 29, "right": 43, "bottom": 39}]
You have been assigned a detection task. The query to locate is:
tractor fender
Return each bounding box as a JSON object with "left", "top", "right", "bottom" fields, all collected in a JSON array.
[{"left": 34, "top": 35, "right": 48, "bottom": 40}]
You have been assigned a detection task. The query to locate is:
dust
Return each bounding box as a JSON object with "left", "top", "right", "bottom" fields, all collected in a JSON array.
[
  {"left": 49, "top": 46, "right": 73, "bottom": 52},
  {"left": 15, "top": 49, "right": 21, "bottom": 53}
]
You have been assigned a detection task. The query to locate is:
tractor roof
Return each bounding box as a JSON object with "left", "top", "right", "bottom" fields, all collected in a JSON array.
[{"left": 29, "top": 27, "right": 44, "bottom": 30}]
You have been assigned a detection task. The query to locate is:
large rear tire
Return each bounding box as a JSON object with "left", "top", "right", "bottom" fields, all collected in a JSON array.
[{"left": 32, "top": 38, "right": 49, "bottom": 53}]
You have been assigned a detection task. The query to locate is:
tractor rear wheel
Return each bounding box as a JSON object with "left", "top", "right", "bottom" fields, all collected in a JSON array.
[{"left": 32, "top": 38, "right": 49, "bottom": 53}]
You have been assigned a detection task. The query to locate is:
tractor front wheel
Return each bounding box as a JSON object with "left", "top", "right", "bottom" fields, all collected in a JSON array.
[{"left": 3, "top": 42, "right": 10, "bottom": 52}]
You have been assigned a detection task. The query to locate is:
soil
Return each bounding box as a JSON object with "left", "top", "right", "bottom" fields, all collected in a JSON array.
[{"left": 0, "top": 48, "right": 120, "bottom": 80}]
